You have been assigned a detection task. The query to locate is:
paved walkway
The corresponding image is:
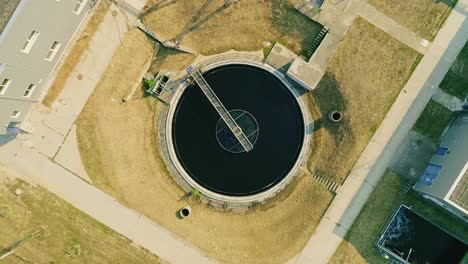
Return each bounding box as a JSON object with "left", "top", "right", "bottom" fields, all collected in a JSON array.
[
  {"left": 0, "top": 144, "right": 215, "bottom": 264},
  {"left": 1, "top": 0, "right": 466, "bottom": 263},
  {"left": 289, "top": 0, "right": 433, "bottom": 90},
  {"left": 432, "top": 87, "right": 466, "bottom": 111},
  {"left": 293, "top": 0, "right": 468, "bottom": 263},
  {"left": 389, "top": 130, "right": 436, "bottom": 181},
  {"left": 54, "top": 125, "right": 91, "bottom": 182},
  {"left": 287, "top": 0, "right": 364, "bottom": 90},
  {"left": 25, "top": 3, "right": 131, "bottom": 159},
  {"left": 0, "top": 2, "right": 216, "bottom": 263},
  {"left": 359, "top": 3, "right": 429, "bottom": 54}
]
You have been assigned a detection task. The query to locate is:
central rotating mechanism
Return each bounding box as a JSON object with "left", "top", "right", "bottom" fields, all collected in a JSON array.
[{"left": 216, "top": 110, "right": 259, "bottom": 153}]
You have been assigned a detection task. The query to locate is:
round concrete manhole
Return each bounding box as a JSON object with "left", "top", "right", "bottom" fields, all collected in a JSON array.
[
  {"left": 77, "top": 74, "right": 83, "bottom": 80},
  {"left": 329, "top": 111, "right": 342, "bottom": 122},
  {"left": 179, "top": 206, "right": 191, "bottom": 219}
]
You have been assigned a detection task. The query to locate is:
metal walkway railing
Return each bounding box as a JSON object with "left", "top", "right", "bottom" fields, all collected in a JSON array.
[{"left": 188, "top": 68, "right": 254, "bottom": 152}]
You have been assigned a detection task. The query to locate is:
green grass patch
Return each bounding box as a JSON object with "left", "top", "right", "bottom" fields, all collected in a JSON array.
[
  {"left": 263, "top": 42, "right": 275, "bottom": 59},
  {"left": 440, "top": 71, "right": 468, "bottom": 99},
  {"left": 413, "top": 99, "right": 453, "bottom": 142},
  {"left": 439, "top": 41, "right": 468, "bottom": 100}
]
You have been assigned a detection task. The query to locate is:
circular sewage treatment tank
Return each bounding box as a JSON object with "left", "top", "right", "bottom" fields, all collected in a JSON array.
[{"left": 172, "top": 64, "right": 305, "bottom": 196}]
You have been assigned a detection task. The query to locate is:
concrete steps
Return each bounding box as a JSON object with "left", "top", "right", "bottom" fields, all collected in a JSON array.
[
  {"left": 312, "top": 173, "right": 341, "bottom": 194},
  {"left": 401, "top": 180, "right": 415, "bottom": 194},
  {"left": 302, "top": 27, "right": 328, "bottom": 60}
]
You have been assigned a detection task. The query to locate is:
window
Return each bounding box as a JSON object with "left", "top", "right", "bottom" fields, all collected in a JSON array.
[
  {"left": 11, "top": 111, "right": 21, "bottom": 118},
  {"left": 23, "top": 84, "right": 36, "bottom": 98},
  {"left": 22, "top": 31, "right": 40, "bottom": 53},
  {"left": 73, "top": 0, "right": 88, "bottom": 15},
  {"left": 436, "top": 147, "right": 448, "bottom": 156},
  {"left": 45, "top": 41, "right": 62, "bottom": 61},
  {"left": 418, "top": 164, "right": 443, "bottom": 186},
  {"left": 0, "top": 78, "right": 11, "bottom": 94}
]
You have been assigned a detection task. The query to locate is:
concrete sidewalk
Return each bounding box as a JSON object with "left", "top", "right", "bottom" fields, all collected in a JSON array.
[
  {"left": 0, "top": 1, "right": 216, "bottom": 263},
  {"left": 30, "top": 3, "right": 131, "bottom": 157},
  {"left": 432, "top": 87, "right": 466, "bottom": 111},
  {"left": 293, "top": 0, "right": 468, "bottom": 263},
  {"left": 360, "top": 3, "right": 429, "bottom": 54},
  {"left": 0, "top": 141, "right": 215, "bottom": 264}
]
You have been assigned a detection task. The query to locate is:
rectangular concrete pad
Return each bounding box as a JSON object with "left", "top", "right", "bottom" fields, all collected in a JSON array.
[{"left": 287, "top": 58, "right": 324, "bottom": 90}]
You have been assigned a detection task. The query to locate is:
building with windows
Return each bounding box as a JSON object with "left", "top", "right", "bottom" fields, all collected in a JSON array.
[
  {"left": 413, "top": 112, "right": 468, "bottom": 221},
  {"left": 0, "top": 0, "right": 91, "bottom": 135}
]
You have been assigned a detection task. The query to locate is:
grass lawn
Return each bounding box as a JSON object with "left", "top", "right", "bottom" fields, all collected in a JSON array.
[
  {"left": 76, "top": 15, "right": 422, "bottom": 263},
  {"left": 149, "top": 45, "right": 195, "bottom": 74},
  {"left": 439, "top": 40, "right": 468, "bottom": 100},
  {"left": 74, "top": 7, "right": 426, "bottom": 263},
  {"left": 307, "top": 18, "right": 422, "bottom": 184},
  {"left": 367, "top": 0, "right": 457, "bottom": 41},
  {"left": 0, "top": 168, "right": 160, "bottom": 263},
  {"left": 76, "top": 28, "right": 334, "bottom": 264},
  {"left": 412, "top": 99, "right": 453, "bottom": 142},
  {"left": 143, "top": 0, "right": 322, "bottom": 56},
  {"left": 42, "top": 0, "right": 110, "bottom": 107},
  {"left": 330, "top": 170, "right": 468, "bottom": 264}
]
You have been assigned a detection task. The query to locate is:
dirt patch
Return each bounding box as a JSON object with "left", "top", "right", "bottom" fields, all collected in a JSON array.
[
  {"left": 0, "top": 168, "right": 161, "bottom": 263},
  {"left": 307, "top": 18, "right": 422, "bottom": 184},
  {"left": 143, "top": 0, "right": 322, "bottom": 55},
  {"left": 367, "top": 0, "right": 457, "bottom": 40},
  {"left": 76, "top": 28, "right": 333, "bottom": 264},
  {"left": 42, "top": 0, "right": 110, "bottom": 107}
]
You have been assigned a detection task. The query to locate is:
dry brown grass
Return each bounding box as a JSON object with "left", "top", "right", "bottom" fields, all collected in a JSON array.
[
  {"left": 368, "top": 0, "right": 457, "bottom": 40},
  {"left": 75, "top": 11, "right": 422, "bottom": 264},
  {"left": 143, "top": 0, "right": 322, "bottom": 55},
  {"left": 307, "top": 18, "right": 421, "bottom": 184},
  {"left": 42, "top": 0, "right": 110, "bottom": 107},
  {"left": 76, "top": 28, "right": 333, "bottom": 264},
  {"left": 0, "top": 168, "right": 161, "bottom": 264},
  {"left": 149, "top": 46, "right": 196, "bottom": 73}
]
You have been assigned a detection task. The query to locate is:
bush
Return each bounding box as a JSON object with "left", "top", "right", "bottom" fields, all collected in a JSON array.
[{"left": 144, "top": 78, "right": 155, "bottom": 89}]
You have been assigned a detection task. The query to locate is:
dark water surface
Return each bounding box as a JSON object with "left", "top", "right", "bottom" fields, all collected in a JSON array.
[
  {"left": 172, "top": 65, "right": 305, "bottom": 196},
  {"left": 383, "top": 206, "right": 467, "bottom": 263}
]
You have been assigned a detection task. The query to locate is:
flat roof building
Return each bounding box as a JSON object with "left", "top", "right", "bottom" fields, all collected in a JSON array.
[
  {"left": 0, "top": 0, "right": 91, "bottom": 135},
  {"left": 413, "top": 112, "right": 468, "bottom": 221}
]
